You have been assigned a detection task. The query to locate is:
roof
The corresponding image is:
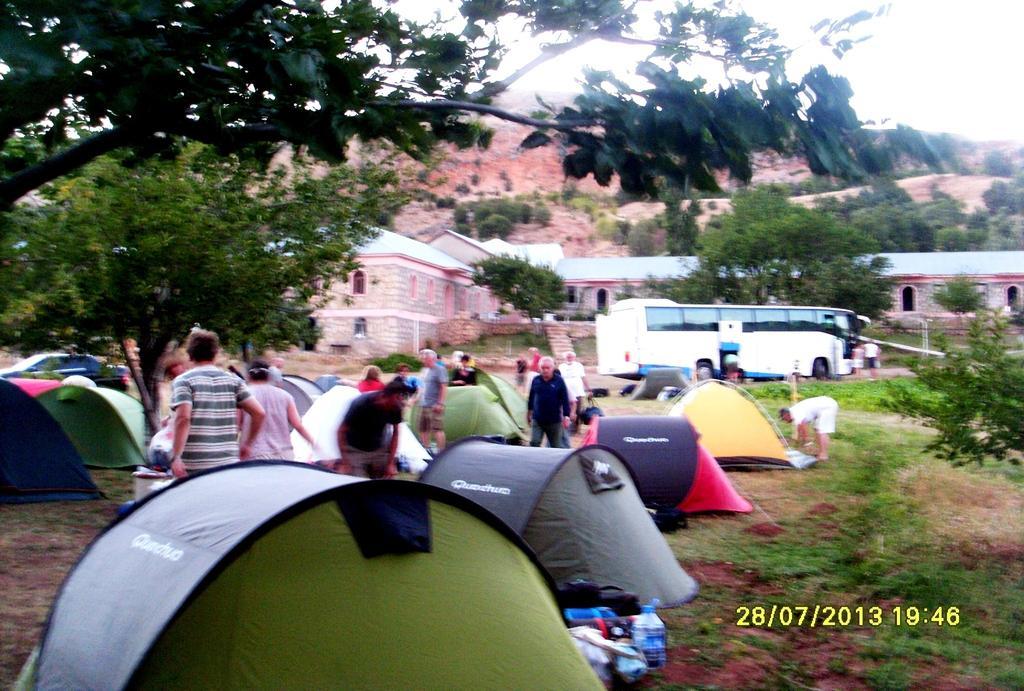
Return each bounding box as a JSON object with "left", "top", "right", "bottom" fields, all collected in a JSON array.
[
  {"left": 359, "top": 229, "right": 471, "bottom": 271},
  {"left": 877, "top": 251, "right": 1024, "bottom": 276},
  {"left": 480, "top": 239, "right": 564, "bottom": 267},
  {"left": 556, "top": 256, "right": 697, "bottom": 281},
  {"left": 431, "top": 228, "right": 493, "bottom": 253}
]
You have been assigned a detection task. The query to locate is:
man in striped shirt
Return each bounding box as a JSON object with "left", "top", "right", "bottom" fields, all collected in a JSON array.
[{"left": 170, "top": 330, "right": 266, "bottom": 477}]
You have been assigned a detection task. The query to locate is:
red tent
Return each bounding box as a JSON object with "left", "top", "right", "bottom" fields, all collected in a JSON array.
[
  {"left": 8, "top": 378, "right": 62, "bottom": 397},
  {"left": 581, "top": 415, "right": 751, "bottom": 514}
]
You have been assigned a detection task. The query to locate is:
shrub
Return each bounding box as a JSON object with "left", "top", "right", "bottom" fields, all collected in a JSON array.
[
  {"left": 454, "top": 183, "right": 470, "bottom": 195},
  {"left": 435, "top": 196, "right": 456, "bottom": 209},
  {"left": 370, "top": 353, "right": 423, "bottom": 372},
  {"left": 477, "top": 214, "right": 513, "bottom": 239},
  {"left": 535, "top": 204, "right": 552, "bottom": 226}
]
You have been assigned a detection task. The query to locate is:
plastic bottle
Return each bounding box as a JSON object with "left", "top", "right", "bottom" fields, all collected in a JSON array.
[{"left": 632, "top": 601, "right": 666, "bottom": 669}]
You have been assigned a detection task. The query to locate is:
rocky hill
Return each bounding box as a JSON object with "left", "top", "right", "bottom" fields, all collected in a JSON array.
[{"left": 388, "top": 90, "right": 1020, "bottom": 253}]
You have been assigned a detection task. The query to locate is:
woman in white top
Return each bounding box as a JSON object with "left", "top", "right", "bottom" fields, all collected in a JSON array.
[{"left": 239, "top": 359, "right": 316, "bottom": 460}]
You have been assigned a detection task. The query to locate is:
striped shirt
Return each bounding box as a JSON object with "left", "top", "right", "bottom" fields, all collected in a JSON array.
[{"left": 170, "top": 365, "right": 251, "bottom": 471}]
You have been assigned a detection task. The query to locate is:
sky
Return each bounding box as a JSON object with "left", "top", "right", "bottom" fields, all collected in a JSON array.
[{"left": 400, "top": 1, "right": 1024, "bottom": 143}]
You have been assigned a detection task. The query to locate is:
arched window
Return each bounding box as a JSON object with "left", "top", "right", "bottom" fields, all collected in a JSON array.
[
  {"left": 1008, "top": 285, "right": 1020, "bottom": 307},
  {"left": 567, "top": 286, "right": 578, "bottom": 304},
  {"left": 352, "top": 270, "right": 366, "bottom": 296},
  {"left": 901, "top": 286, "right": 915, "bottom": 312},
  {"left": 353, "top": 317, "right": 367, "bottom": 339},
  {"left": 596, "top": 288, "right": 608, "bottom": 310}
]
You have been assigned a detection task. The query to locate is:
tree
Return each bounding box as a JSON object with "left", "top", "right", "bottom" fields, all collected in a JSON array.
[
  {"left": 886, "top": 312, "right": 1024, "bottom": 464},
  {"left": 472, "top": 256, "right": 564, "bottom": 319},
  {"left": 0, "top": 146, "right": 400, "bottom": 427},
  {"left": 1, "top": 0, "right": 942, "bottom": 208},
  {"left": 933, "top": 275, "right": 984, "bottom": 319},
  {"left": 696, "top": 187, "right": 890, "bottom": 316},
  {"left": 662, "top": 190, "right": 700, "bottom": 255}
]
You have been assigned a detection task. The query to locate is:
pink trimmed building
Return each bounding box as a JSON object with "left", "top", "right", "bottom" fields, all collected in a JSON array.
[{"left": 314, "top": 230, "right": 499, "bottom": 356}]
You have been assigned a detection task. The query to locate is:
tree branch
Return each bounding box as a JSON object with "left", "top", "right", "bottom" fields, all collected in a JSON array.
[
  {"left": 378, "top": 99, "right": 598, "bottom": 130},
  {"left": 478, "top": 33, "right": 595, "bottom": 98},
  {"left": 0, "top": 128, "right": 133, "bottom": 209}
]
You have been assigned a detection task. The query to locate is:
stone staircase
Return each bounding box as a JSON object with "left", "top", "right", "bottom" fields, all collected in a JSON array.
[{"left": 543, "top": 322, "right": 574, "bottom": 358}]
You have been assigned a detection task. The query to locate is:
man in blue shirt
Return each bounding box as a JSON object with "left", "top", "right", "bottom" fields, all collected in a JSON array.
[{"left": 527, "top": 356, "right": 571, "bottom": 448}]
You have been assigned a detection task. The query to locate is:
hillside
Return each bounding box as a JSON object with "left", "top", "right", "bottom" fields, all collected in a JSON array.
[{"left": 389, "top": 91, "right": 1020, "bottom": 251}]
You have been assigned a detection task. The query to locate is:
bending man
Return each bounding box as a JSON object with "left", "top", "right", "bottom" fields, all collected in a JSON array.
[{"left": 779, "top": 396, "right": 839, "bottom": 461}]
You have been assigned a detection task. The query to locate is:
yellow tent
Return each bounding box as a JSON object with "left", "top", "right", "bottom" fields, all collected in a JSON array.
[{"left": 669, "top": 381, "right": 815, "bottom": 469}]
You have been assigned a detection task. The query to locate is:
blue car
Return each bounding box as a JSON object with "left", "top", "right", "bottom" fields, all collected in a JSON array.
[{"left": 0, "top": 353, "right": 131, "bottom": 390}]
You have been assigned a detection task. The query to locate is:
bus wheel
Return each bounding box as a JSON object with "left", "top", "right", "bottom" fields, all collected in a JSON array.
[
  {"left": 812, "top": 358, "right": 830, "bottom": 380},
  {"left": 696, "top": 361, "right": 714, "bottom": 381}
]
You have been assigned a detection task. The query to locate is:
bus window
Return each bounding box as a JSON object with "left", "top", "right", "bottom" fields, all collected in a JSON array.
[
  {"left": 720, "top": 307, "right": 752, "bottom": 323},
  {"left": 682, "top": 307, "right": 718, "bottom": 331},
  {"left": 789, "top": 310, "right": 816, "bottom": 331},
  {"left": 833, "top": 313, "right": 852, "bottom": 339},
  {"left": 645, "top": 307, "right": 685, "bottom": 331},
  {"left": 815, "top": 310, "right": 837, "bottom": 335},
  {"left": 755, "top": 308, "right": 787, "bottom": 331}
]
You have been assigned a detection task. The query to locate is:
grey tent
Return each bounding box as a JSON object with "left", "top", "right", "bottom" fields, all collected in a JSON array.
[
  {"left": 421, "top": 438, "right": 699, "bottom": 608},
  {"left": 629, "top": 367, "right": 691, "bottom": 400},
  {"left": 279, "top": 374, "right": 322, "bottom": 416},
  {"left": 30, "top": 463, "right": 600, "bottom": 690}
]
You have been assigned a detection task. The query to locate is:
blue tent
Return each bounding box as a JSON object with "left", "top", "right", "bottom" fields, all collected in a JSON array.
[{"left": 0, "top": 379, "right": 99, "bottom": 503}]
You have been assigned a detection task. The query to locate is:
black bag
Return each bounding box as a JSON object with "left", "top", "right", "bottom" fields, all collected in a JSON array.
[
  {"left": 577, "top": 395, "right": 604, "bottom": 425},
  {"left": 590, "top": 387, "right": 609, "bottom": 398},
  {"left": 556, "top": 580, "right": 641, "bottom": 616}
]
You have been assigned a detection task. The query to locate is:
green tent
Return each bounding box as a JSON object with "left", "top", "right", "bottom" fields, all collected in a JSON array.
[
  {"left": 409, "top": 385, "right": 524, "bottom": 443},
  {"left": 475, "top": 369, "right": 527, "bottom": 431},
  {"left": 36, "top": 386, "right": 146, "bottom": 468},
  {"left": 31, "top": 463, "right": 601, "bottom": 689}
]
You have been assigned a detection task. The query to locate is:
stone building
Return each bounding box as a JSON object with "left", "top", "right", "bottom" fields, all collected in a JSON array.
[
  {"left": 881, "top": 251, "right": 1024, "bottom": 322},
  {"left": 314, "top": 230, "right": 499, "bottom": 356},
  {"left": 556, "top": 256, "right": 696, "bottom": 316},
  {"left": 315, "top": 229, "right": 1024, "bottom": 356}
]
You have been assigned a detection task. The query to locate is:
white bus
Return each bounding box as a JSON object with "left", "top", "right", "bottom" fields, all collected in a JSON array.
[{"left": 596, "top": 298, "right": 864, "bottom": 381}]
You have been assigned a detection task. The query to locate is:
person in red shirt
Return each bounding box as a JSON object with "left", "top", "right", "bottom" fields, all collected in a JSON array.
[{"left": 356, "top": 365, "right": 385, "bottom": 393}]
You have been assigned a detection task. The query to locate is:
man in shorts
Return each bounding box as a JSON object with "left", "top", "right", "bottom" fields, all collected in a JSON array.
[
  {"left": 418, "top": 348, "right": 448, "bottom": 452},
  {"left": 779, "top": 396, "right": 839, "bottom": 461}
]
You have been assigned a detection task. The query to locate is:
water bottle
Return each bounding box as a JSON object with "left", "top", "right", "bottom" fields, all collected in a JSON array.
[{"left": 632, "top": 600, "right": 666, "bottom": 669}]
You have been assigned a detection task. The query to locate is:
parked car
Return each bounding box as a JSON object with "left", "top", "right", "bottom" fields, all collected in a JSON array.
[{"left": 0, "top": 353, "right": 131, "bottom": 391}]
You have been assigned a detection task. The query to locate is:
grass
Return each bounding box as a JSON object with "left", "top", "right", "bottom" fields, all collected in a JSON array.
[
  {"left": 645, "top": 386, "right": 1024, "bottom": 689},
  {"left": 2, "top": 377, "right": 1023, "bottom": 688}
]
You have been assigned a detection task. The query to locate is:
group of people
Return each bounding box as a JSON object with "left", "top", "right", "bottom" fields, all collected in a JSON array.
[{"left": 160, "top": 330, "right": 600, "bottom": 484}]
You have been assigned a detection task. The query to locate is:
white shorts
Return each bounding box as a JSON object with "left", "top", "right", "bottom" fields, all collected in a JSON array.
[{"left": 814, "top": 403, "right": 838, "bottom": 434}]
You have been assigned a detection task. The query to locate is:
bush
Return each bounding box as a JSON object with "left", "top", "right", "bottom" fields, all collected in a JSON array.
[
  {"left": 477, "top": 214, "right": 513, "bottom": 239},
  {"left": 535, "top": 204, "right": 552, "bottom": 226},
  {"left": 370, "top": 353, "right": 423, "bottom": 372},
  {"left": 436, "top": 196, "right": 456, "bottom": 209},
  {"left": 454, "top": 183, "right": 470, "bottom": 195}
]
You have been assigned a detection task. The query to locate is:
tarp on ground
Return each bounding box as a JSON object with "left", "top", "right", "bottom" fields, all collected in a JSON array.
[
  {"left": 408, "top": 384, "right": 524, "bottom": 443},
  {"left": 669, "top": 381, "right": 816, "bottom": 469},
  {"left": 422, "top": 438, "right": 699, "bottom": 607},
  {"left": 291, "top": 385, "right": 430, "bottom": 471},
  {"left": 278, "top": 374, "right": 322, "bottom": 416},
  {"left": 581, "top": 415, "right": 751, "bottom": 513},
  {"left": 32, "top": 463, "right": 600, "bottom": 690},
  {"left": 0, "top": 379, "right": 99, "bottom": 503},
  {"left": 36, "top": 386, "right": 146, "bottom": 468}
]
